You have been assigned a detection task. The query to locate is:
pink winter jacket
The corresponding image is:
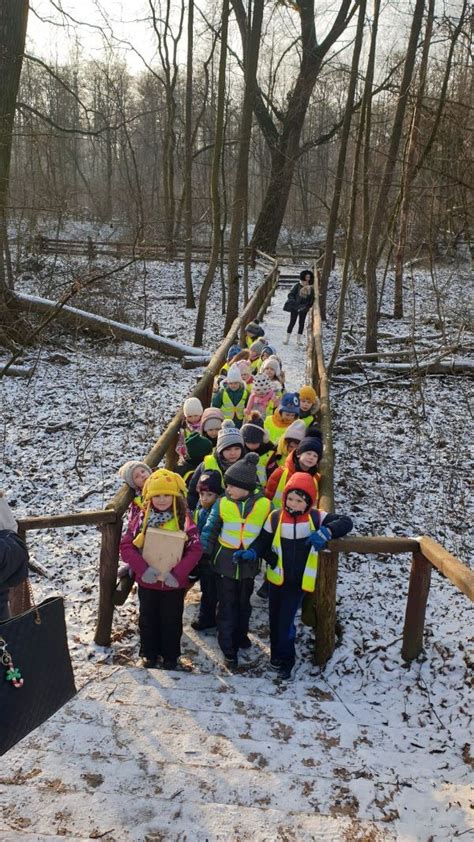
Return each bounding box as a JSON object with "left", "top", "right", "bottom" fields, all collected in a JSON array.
[{"left": 120, "top": 512, "right": 202, "bottom": 591}]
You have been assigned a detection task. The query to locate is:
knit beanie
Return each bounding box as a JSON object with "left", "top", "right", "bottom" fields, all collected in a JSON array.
[
  {"left": 226, "top": 363, "right": 244, "bottom": 384},
  {"left": 241, "top": 411, "right": 268, "bottom": 445},
  {"left": 279, "top": 393, "right": 300, "bottom": 416},
  {"left": 261, "top": 344, "right": 276, "bottom": 358},
  {"left": 133, "top": 469, "right": 187, "bottom": 548},
  {"left": 118, "top": 460, "right": 152, "bottom": 488},
  {"left": 226, "top": 344, "right": 241, "bottom": 361},
  {"left": 245, "top": 320, "right": 265, "bottom": 339},
  {"left": 183, "top": 397, "right": 203, "bottom": 418},
  {"left": 185, "top": 432, "right": 213, "bottom": 463},
  {"left": 197, "top": 469, "right": 223, "bottom": 496},
  {"left": 224, "top": 452, "right": 259, "bottom": 492},
  {"left": 249, "top": 339, "right": 265, "bottom": 357},
  {"left": 282, "top": 420, "right": 306, "bottom": 442},
  {"left": 216, "top": 420, "right": 244, "bottom": 454},
  {"left": 236, "top": 359, "right": 252, "bottom": 378},
  {"left": 296, "top": 431, "right": 323, "bottom": 458},
  {"left": 262, "top": 356, "right": 281, "bottom": 377},
  {"left": 200, "top": 407, "right": 225, "bottom": 434},
  {"left": 299, "top": 385, "right": 317, "bottom": 404},
  {"left": 252, "top": 372, "right": 273, "bottom": 396}
]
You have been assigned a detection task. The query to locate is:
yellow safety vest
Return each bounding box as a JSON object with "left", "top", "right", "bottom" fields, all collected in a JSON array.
[
  {"left": 203, "top": 453, "right": 222, "bottom": 476},
  {"left": 218, "top": 496, "right": 271, "bottom": 549},
  {"left": 266, "top": 512, "right": 319, "bottom": 593},
  {"left": 301, "top": 414, "right": 315, "bottom": 428},
  {"left": 221, "top": 388, "right": 249, "bottom": 422},
  {"left": 264, "top": 415, "right": 291, "bottom": 445},
  {"left": 250, "top": 358, "right": 262, "bottom": 375},
  {"left": 256, "top": 449, "right": 274, "bottom": 488}
]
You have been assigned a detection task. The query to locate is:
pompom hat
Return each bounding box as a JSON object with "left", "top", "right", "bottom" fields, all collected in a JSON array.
[
  {"left": 282, "top": 420, "right": 306, "bottom": 442},
  {"left": 226, "top": 363, "right": 244, "bottom": 384},
  {"left": 197, "top": 470, "right": 224, "bottom": 496},
  {"left": 216, "top": 420, "right": 244, "bottom": 454},
  {"left": 241, "top": 411, "right": 268, "bottom": 445},
  {"left": 245, "top": 320, "right": 265, "bottom": 339},
  {"left": 297, "top": 431, "right": 323, "bottom": 458},
  {"left": 224, "top": 452, "right": 259, "bottom": 492},
  {"left": 252, "top": 372, "right": 273, "bottom": 396},
  {"left": 183, "top": 397, "right": 203, "bottom": 418}
]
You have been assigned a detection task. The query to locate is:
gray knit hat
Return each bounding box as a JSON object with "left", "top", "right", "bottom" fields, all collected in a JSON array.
[
  {"left": 224, "top": 452, "right": 259, "bottom": 492},
  {"left": 118, "top": 460, "right": 152, "bottom": 488},
  {"left": 216, "top": 420, "right": 244, "bottom": 455}
]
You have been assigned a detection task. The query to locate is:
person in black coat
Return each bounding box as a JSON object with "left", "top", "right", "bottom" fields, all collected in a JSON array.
[
  {"left": 283, "top": 269, "right": 315, "bottom": 347},
  {"left": 0, "top": 493, "right": 29, "bottom": 621}
]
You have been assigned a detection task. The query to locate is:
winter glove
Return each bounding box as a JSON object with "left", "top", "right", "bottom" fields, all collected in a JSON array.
[
  {"left": 163, "top": 572, "right": 179, "bottom": 588},
  {"left": 232, "top": 548, "right": 257, "bottom": 564},
  {"left": 305, "top": 526, "right": 332, "bottom": 551},
  {"left": 141, "top": 566, "right": 160, "bottom": 584}
]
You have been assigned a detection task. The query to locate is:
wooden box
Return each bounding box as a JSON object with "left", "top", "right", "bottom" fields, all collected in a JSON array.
[{"left": 142, "top": 527, "right": 186, "bottom": 575}]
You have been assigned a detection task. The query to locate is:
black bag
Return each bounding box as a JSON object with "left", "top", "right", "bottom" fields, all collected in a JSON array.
[
  {"left": 0, "top": 595, "right": 77, "bottom": 755},
  {"left": 283, "top": 298, "right": 297, "bottom": 313}
]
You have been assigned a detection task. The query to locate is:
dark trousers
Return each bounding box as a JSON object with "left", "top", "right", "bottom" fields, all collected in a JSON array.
[
  {"left": 198, "top": 573, "right": 218, "bottom": 627},
  {"left": 287, "top": 309, "right": 308, "bottom": 335},
  {"left": 268, "top": 582, "right": 303, "bottom": 667},
  {"left": 216, "top": 576, "right": 254, "bottom": 659},
  {"left": 138, "top": 586, "right": 185, "bottom": 661}
]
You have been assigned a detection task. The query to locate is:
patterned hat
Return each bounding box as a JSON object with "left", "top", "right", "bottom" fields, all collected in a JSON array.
[
  {"left": 279, "top": 393, "right": 300, "bottom": 416},
  {"left": 252, "top": 372, "right": 273, "bottom": 396},
  {"left": 216, "top": 420, "right": 244, "bottom": 454}
]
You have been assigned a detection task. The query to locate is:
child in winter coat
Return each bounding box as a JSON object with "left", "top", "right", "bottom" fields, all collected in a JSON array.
[
  {"left": 241, "top": 411, "right": 276, "bottom": 488},
  {"left": 260, "top": 344, "right": 277, "bottom": 363},
  {"left": 200, "top": 452, "right": 272, "bottom": 667},
  {"left": 187, "top": 420, "right": 244, "bottom": 511},
  {"left": 120, "top": 469, "right": 202, "bottom": 670},
  {"left": 191, "top": 470, "right": 224, "bottom": 632},
  {"left": 244, "top": 319, "right": 265, "bottom": 348},
  {"left": 218, "top": 344, "right": 242, "bottom": 380},
  {"left": 0, "top": 492, "right": 29, "bottom": 621},
  {"left": 212, "top": 364, "right": 249, "bottom": 428},
  {"left": 253, "top": 472, "right": 353, "bottom": 681},
  {"left": 262, "top": 355, "right": 285, "bottom": 391},
  {"left": 299, "top": 385, "right": 320, "bottom": 428},
  {"left": 200, "top": 407, "right": 225, "bottom": 445},
  {"left": 115, "top": 460, "right": 153, "bottom": 605},
  {"left": 265, "top": 419, "right": 306, "bottom": 476},
  {"left": 244, "top": 372, "right": 277, "bottom": 420},
  {"left": 176, "top": 432, "right": 214, "bottom": 485},
  {"left": 264, "top": 392, "right": 301, "bottom": 445},
  {"left": 248, "top": 340, "right": 265, "bottom": 374},
  {"left": 236, "top": 358, "right": 254, "bottom": 388},
  {"left": 266, "top": 429, "right": 322, "bottom": 506},
  {"left": 176, "top": 397, "right": 204, "bottom": 460}
]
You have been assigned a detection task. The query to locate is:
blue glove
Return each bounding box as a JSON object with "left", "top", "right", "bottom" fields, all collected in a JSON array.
[
  {"left": 232, "top": 548, "right": 257, "bottom": 564},
  {"left": 306, "top": 526, "right": 332, "bottom": 551},
  {"left": 141, "top": 566, "right": 160, "bottom": 584}
]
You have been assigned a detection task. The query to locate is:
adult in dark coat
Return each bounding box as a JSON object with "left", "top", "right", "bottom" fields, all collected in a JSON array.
[
  {"left": 283, "top": 269, "right": 315, "bottom": 346},
  {"left": 0, "top": 493, "right": 29, "bottom": 621}
]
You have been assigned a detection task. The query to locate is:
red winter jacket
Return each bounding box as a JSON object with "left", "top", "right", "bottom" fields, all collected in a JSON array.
[
  {"left": 265, "top": 451, "right": 320, "bottom": 502},
  {"left": 120, "top": 511, "right": 202, "bottom": 591}
]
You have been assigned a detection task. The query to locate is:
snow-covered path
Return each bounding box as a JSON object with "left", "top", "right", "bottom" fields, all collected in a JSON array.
[{"left": 1, "top": 282, "right": 472, "bottom": 841}]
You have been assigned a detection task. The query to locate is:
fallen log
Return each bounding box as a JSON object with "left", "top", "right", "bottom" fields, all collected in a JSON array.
[
  {"left": 12, "top": 292, "right": 206, "bottom": 359},
  {"left": 181, "top": 354, "right": 212, "bottom": 369},
  {"left": 0, "top": 362, "right": 33, "bottom": 377},
  {"left": 372, "top": 358, "right": 474, "bottom": 376}
]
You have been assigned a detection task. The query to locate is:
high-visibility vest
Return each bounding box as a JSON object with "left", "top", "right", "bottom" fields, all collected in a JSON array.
[
  {"left": 250, "top": 358, "right": 262, "bottom": 375},
  {"left": 266, "top": 512, "right": 319, "bottom": 593},
  {"left": 218, "top": 496, "right": 271, "bottom": 549},
  {"left": 203, "top": 453, "right": 222, "bottom": 477},
  {"left": 256, "top": 449, "right": 274, "bottom": 488},
  {"left": 264, "top": 415, "right": 291, "bottom": 444},
  {"left": 271, "top": 469, "right": 319, "bottom": 507},
  {"left": 221, "top": 388, "right": 249, "bottom": 422},
  {"left": 301, "top": 414, "right": 315, "bottom": 428}
]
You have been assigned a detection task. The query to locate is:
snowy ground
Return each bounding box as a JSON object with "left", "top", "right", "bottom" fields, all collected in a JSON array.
[{"left": 0, "top": 255, "right": 473, "bottom": 840}]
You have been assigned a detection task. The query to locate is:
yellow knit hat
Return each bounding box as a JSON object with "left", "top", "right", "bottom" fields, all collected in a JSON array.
[
  {"left": 299, "top": 385, "right": 317, "bottom": 403},
  {"left": 133, "top": 469, "right": 187, "bottom": 548}
]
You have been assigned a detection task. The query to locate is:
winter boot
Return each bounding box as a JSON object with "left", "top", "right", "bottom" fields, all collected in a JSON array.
[
  {"left": 283, "top": 333, "right": 291, "bottom": 345},
  {"left": 296, "top": 334, "right": 302, "bottom": 347}
]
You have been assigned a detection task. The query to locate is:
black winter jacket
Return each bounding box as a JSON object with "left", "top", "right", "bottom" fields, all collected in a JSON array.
[
  {"left": 0, "top": 530, "right": 29, "bottom": 621},
  {"left": 288, "top": 282, "right": 315, "bottom": 313}
]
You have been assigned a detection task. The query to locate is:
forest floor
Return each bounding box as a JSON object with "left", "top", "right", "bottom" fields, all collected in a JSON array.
[{"left": 0, "top": 251, "right": 472, "bottom": 841}]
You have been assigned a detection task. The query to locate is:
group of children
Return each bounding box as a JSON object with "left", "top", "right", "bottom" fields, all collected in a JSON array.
[{"left": 118, "top": 317, "right": 352, "bottom": 682}]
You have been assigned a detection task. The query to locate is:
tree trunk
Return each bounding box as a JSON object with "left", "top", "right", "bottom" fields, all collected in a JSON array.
[
  {"left": 319, "top": 0, "right": 366, "bottom": 320},
  {"left": 183, "top": 0, "right": 196, "bottom": 308},
  {"left": 394, "top": 0, "right": 434, "bottom": 318},
  {"left": 0, "top": 0, "right": 29, "bottom": 319},
  {"left": 193, "top": 0, "right": 229, "bottom": 347},
  {"left": 365, "top": 0, "right": 426, "bottom": 354},
  {"left": 225, "top": 0, "right": 264, "bottom": 333}
]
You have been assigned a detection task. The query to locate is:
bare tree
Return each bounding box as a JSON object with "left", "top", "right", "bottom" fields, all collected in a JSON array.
[{"left": 183, "top": 0, "right": 196, "bottom": 308}]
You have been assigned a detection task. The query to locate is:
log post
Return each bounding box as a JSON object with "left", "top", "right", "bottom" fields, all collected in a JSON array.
[
  {"left": 94, "top": 517, "right": 123, "bottom": 646},
  {"left": 401, "top": 551, "right": 432, "bottom": 661},
  {"left": 314, "top": 551, "right": 339, "bottom": 666}
]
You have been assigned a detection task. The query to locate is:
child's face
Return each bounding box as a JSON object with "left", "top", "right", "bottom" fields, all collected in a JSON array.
[
  {"left": 249, "top": 351, "right": 258, "bottom": 362},
  {"left": 241, "top": 372, "right": 252, "bottom": 383},
  {"left": 298, "top": 451, "right": 319, "bottom": 470},
  {"left": 186, "top": 413, "right": 201, "bottom": 426},
  {"left": 225, "top": 483, "right": 250, "bottom": 501},
  {"left": 221, "top": 445, "right": 242, "bottom": 463},
  {"left": 261, "top": 351, "right": 270, "bottom": 361},
  {"left": 286, "top": 438, "right": 299, "bottom": 453},
  {"left": 299, "top": 399, "right": 313, "bottom": 412},
  {"left": 265, "top": 365, "right": 277, "bottom": 378},
  {"left": 280, "top": 411, "right": 295, "bottom": 423},
  {"left": 205, "top": 427, "right": 219, "bottom": 440},
  {"left": 245, "top": 441, "right": 260, "bottom": 451},
  {"left": 286, "top": 491, "right": 308, "bottom": 512},
  {"left": 227, "top": 381, "right": 241, "bottom": 391},
  {"left": 132, "top": 466, "right": 150, "bottom": 490},
  {"left": 151, "top": 494, "right": 173, "bottom": 511},
  {"left": 199, "top": 490, "right": 218, "bottom": 509}
]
